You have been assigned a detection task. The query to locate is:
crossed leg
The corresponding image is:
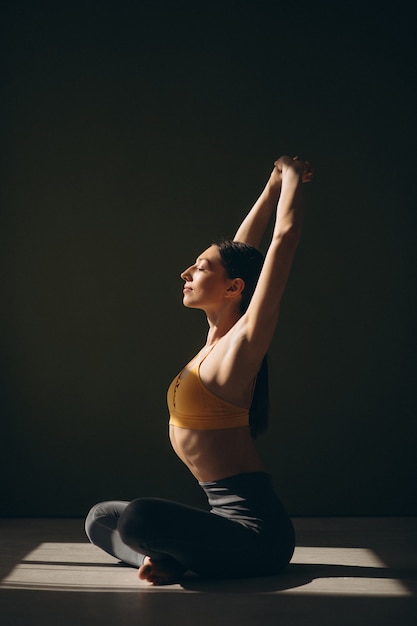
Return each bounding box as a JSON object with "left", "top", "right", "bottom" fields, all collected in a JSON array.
[{"left": 86, "top": 495, "right": 293, "bottom": 585}]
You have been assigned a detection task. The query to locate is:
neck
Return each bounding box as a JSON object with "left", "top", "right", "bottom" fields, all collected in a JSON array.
[{"left": 205, "top": 307, "right": 242, "bottom": 345}]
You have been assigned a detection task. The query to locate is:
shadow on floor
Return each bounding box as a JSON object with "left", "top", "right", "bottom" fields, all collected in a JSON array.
[{"left": 181, "top": 561, "right": 417, "bottom": 594}]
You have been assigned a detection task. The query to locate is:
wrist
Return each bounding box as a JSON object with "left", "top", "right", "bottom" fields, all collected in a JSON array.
[
  {"left": 281, "top": 165, "right": 303, "bottom": 185},
  {"left": 267, "top": 170, "right": 282, "bottom": 195}
]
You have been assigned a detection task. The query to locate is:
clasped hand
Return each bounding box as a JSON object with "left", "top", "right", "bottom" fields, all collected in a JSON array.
[{"left": 272, "top": 155, "right": 313, "bottom": 185}]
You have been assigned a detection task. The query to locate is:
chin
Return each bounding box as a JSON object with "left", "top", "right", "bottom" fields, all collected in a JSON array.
[
  {"left": 182, "top": 296, "right": 194, "bottom": 308},
  {"left": 182, "top": 296, "right": 203, "bottom": 310}
]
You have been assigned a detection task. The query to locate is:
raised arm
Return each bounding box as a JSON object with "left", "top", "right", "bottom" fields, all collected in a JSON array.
[
  {"left": 239, "top": 156, "right": 312, "bottom": 360},
  {"left": 233, "top": 167, "right": 282, "bottom": 248}
]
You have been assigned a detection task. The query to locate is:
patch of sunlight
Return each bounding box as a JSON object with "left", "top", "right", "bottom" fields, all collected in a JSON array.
[{"left": 0, "top": 543, "right": 412, "bottom": 596}]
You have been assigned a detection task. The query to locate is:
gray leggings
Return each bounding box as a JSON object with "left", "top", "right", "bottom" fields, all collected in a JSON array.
[{"left": 85, "top": 472, "right": 295, "bottom": 578}]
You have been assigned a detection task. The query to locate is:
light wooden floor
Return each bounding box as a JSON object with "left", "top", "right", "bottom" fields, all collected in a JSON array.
[{"left": 1, "top": 517, "right": 416, "bottom": 626}]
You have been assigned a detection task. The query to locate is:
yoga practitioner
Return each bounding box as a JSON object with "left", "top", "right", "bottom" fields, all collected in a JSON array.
[{"left": 85, "top": 155, "right": 313, "bottom": 584}]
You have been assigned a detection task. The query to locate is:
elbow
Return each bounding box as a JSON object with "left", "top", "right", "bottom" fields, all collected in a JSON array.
[{"left": 272, "top": 222, "right": 301, "bottom": 246}]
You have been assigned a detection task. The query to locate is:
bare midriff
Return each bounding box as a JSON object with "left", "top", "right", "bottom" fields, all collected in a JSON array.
[{"left": 169, "top": 424, "right": 266, "bottom": 482}]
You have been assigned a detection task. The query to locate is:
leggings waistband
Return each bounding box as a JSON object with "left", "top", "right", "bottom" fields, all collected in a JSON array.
[{"left": 199, "top": 472, "right": 284, "bottom": 532}]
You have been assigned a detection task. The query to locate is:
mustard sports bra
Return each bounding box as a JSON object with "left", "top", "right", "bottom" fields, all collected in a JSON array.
[{"left": 167, "top": 350, "right": 249, "bottom": 430}]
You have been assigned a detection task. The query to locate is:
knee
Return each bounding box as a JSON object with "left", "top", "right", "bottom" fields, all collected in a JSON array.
[
  {"left": 85, "top": 501, "right": 122, "bottom": 544},
  {"left": 118, "top": 498, "right": 163, "bottom": 548},
  {"left": 84, "top": 502, "right": 105, "bottom": 543}
]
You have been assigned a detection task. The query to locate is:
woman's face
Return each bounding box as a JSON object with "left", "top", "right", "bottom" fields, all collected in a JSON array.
[{"left": 180, "top": 245, "right": 233, "bottom": 310}]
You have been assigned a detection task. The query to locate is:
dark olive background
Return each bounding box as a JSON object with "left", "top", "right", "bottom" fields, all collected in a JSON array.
[{"left": 1, "top": 1, "right": 416, "bottom": 516}]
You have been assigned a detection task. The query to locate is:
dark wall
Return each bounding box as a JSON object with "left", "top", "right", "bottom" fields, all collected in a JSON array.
[{"left": 1, "top": 1, "right": 416, "bottom": 516}]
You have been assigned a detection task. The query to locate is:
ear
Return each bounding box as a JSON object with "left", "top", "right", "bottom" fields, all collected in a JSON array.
[{"left": 225, "top": 277, "right": 245, "bottom": 298}]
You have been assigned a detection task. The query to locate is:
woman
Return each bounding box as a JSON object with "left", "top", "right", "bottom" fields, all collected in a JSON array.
[{"left": 85, "top": 155, "right": 313, "bottom": 585}]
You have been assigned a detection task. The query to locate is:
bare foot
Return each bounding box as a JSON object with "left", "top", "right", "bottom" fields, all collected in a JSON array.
[{"left": 138, "top": 556, "right": 186, "bottom": 586}]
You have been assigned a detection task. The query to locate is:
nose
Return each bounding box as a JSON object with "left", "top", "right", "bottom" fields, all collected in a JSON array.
[{"left": 180, "top": 265, "right": 193, "bottom": 281}]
